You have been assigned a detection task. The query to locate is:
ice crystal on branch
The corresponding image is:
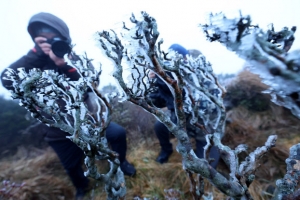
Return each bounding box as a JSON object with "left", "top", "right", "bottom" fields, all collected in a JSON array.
[
  {"left": 3, "top": 53, "right": 126, "bottom": 199},
  {"left": 273, "top": 143, "right": 300, "bottom": 199},
  {"left": 201, "top": 12, "right": 300, "bottom": 119},
  {"left": 98, "top": 11, "right": 277, "bottom": 199},
  {"left": 202, "top": 11, "right": 300, "bottom": 199}
]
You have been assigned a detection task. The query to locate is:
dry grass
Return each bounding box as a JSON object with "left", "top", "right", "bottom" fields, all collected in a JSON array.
[
  {"left": 0, "top": 147, "right": 74, "bottom": 200},
  {"left": 90, "top": 136, "right": 246, "bottom": 200},
  {"left": 220, "top": 70, "right": 300, "bottom": 199},
  {"left": 0, "top": 138, "right": 228, "bottom": 200},
  {"left": 1, "top": 70, "right": 300, "bottom": 199}
]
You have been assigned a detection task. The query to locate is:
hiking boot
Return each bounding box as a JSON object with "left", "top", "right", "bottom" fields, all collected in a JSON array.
[
  {"left": 120, "top": 160, "right": 136, "bottom": 177},
  {"left": 156, "top": 150, "right": 173, "bottom": 164}
]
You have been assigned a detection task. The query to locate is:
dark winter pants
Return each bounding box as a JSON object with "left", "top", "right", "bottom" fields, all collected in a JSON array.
[
  {"left": 48, "top": 122, "right": 127, "bottom": 196},
  {"left": 154, "top": 120, "right": 220, "bottom": 168}
]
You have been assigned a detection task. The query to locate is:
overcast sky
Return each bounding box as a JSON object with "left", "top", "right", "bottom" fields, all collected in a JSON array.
[{"left": 0, "top": 0, "right": 299, "bottom": 98}]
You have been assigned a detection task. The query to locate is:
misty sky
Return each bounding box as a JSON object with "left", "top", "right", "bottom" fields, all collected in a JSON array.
[{"left": 0, "top": 0, "right": 299, "bottom": 98}]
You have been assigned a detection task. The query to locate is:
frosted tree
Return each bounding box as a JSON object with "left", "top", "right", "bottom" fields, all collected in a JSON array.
[
  {"left": 4, "top": 10, "right": 300, "bottom": 200},
  {"left": 98, "top": 11, "right": 278, "bottom": 199},
  {"left": 201, "top": 12, "right": 300, "bottom": 199},
  {"left": 201, "top": 12, "right": 299, "bottom": 119},
  {"left": 2, "top": 53, "right": 126, "bottom": 200}
]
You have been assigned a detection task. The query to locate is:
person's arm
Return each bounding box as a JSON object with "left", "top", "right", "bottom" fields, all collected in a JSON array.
[
  {"left": 1, "top": 36, "right": 76, "bottom": 90},
  {"left": 1, "top": 43, "right": 49, "bottom": 90}
]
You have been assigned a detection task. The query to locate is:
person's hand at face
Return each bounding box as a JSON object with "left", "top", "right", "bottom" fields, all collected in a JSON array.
[
  {"left": 49, "top": 50, "right": 66, "bottom": 66},
  {"left": 34, "top": 36, "right": 66, "bottom": 66},
  {"left": 34, "top": 37, "right": 51, "bottom": 55}
]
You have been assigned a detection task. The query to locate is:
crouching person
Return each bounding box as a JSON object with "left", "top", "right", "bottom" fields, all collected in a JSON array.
[
  {"left": 149, "top": 43, "right": 220, "bottom": 168},
  {"left": 0, "top": 12, "right": 136, "bottom": 199}
]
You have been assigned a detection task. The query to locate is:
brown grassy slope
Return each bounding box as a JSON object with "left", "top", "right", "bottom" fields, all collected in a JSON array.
[
  {"left": 0, "top": 139, "right": 223, "bottom": 200},
  {"left": 0, "top": 147, "right": 74, "bottom": 200},
  {"left": 221, "top": 70, "right": 300, "bottom": 199},
  {"left": 1, "top": 70, "right": 300, "bottom": 200}
]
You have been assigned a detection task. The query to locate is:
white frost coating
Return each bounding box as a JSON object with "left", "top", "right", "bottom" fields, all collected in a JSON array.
[
  {"left": 120, "top": 25, "right": 153, "bottom": 96},
  {"left": 81, "top": 125, "right": 89, "bottom": 135},
  {"left": 69, "top": 87, "right": 78, "bottom": 100},
  {"left": 204, "top": 12, "right": 300, "bottom": 119},
  {"left": 17, "top": 68, "right": 27, "bottom": 79}
]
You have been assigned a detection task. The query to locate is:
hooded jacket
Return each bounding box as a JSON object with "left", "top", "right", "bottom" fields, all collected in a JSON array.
[
  {"left": 1, "top": 12, "right": 81, "bottom": 141},
  {"left": 1, "top": 12, "right": 79, "bottom": 89},
  {"left": 27, "top": 12, "right": 72, "bottom": 44}
]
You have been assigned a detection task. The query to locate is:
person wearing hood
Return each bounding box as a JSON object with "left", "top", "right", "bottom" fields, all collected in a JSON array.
[
  {"left": 0, "top": 12, "right": 136, "bottom": 199},
  {"left": 149, "top": 43, "right": 220, "bottom": 168}
]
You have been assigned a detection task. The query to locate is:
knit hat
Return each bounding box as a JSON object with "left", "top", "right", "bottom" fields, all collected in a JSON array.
[{"left": 169, "top": 44, "right": 189, "bottom": 57}]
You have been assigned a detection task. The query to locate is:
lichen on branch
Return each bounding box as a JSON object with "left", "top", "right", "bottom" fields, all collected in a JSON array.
[
  {"left": 98, "top": 11, "right": 277, "bottom": 199},
  {"left": 3, "top": 53, "right": 126, "bottom": 200}
]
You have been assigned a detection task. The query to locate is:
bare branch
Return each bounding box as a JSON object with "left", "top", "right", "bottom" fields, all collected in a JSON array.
[
  {"left": 5, "top": 55, "right": 126, "bottom": 199},
  {"left": 98, "top": 11, "right": 278, "bottom": 198}
]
